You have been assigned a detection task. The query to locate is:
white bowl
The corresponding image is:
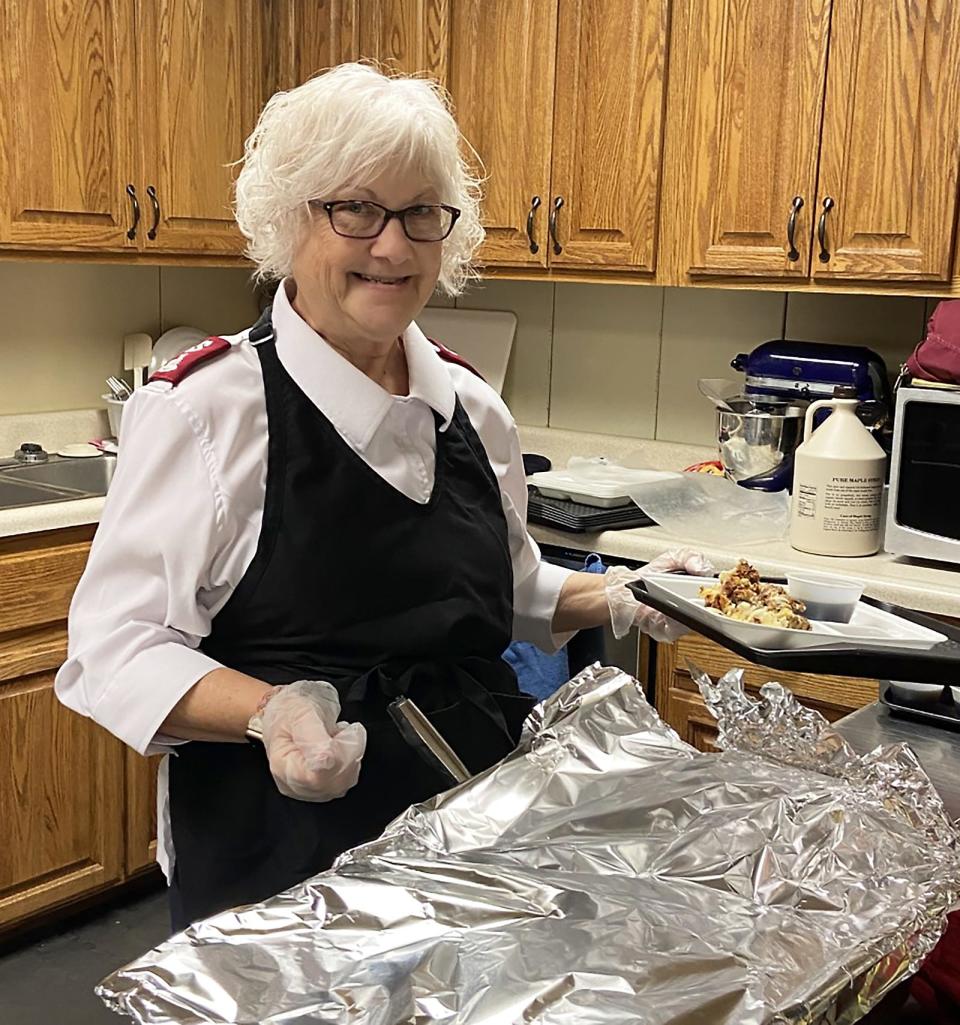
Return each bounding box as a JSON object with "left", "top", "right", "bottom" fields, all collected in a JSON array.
[
  {"left": 786, "top": 573, "right": 864, "bottom": 623},
  {"left": 102, "top": 394, "right": 125, "bottom": 440}
]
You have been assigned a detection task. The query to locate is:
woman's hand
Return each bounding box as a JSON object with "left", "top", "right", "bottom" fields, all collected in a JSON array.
[
  {"left": 604, "top": 548, "right": 715, "bottom": 642},
  {"left": 260, "top": 681, "right": 367, "bottom": 802}
]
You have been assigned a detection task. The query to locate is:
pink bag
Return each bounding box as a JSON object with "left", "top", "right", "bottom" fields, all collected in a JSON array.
[{"left": 906, "top": 300, "right": 960, "bottom": 384}]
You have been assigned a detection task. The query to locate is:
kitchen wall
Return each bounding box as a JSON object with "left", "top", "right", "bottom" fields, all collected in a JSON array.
[
  {"left": 0, "top": 263, "right": 259, "bottom": 416},
  {"left": 448, "top": 282, "right": 932, "bottom": 446},
  {"left": 0, "top": 262, "right": 933, "bottom": 447}
]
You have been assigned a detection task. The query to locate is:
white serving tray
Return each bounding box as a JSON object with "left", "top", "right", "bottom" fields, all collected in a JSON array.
[
  {"left": 642, "top": 574, "right": 948, "bottom": 651},
  {"left": 529, "top": 467, "right": 677, "bottom": 508}
]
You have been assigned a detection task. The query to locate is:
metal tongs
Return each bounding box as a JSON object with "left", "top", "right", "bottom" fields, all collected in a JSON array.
[
  {"left": 246, "top": 695, "right": 471, "bottom": 785},
  {"left": 389, "top": 697, "right": 471, "bottom": 784}
]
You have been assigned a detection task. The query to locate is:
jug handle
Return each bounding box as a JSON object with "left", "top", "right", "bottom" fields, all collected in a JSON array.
[{"left": 803, "top": 399, "right": 834, "bottom": 441}]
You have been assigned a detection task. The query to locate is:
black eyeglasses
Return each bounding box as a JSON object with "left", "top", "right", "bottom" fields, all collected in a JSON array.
[{"left": 313, "top": 199, "right": 461, "bottom": 242}]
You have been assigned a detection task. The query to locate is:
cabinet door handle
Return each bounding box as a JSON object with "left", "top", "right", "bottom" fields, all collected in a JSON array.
[
  {"left": 548, "top": 195, "right": 564, "bottom": 255},
  {"left": 786, "top": 195, "right": 803, "bottom": 261},
  {"left": 125, "top": 184, "right": 140, "bottom": 240},
  {"left": 526, "top": 195, "right": 541, "bottom": 254},
  {"left": 817, "top": 196, "right": 835, "bottom": 263},
  {"left": 146, "top": 185, "right": 160, "bottom": 240}
]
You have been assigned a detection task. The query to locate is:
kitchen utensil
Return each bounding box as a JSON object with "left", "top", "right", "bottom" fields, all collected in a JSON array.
[
  {"left": 106, "top": 376, "right": 132, "bottom": 400},
  {"left": 888, "top": 680, "right": 950, "bottom": 707},
  {"left": 790, "top": 386, "right": 886, "bottom": 557},
  {"left": 526, "top": 490, "right": 655, "bottom": 532},
  {"left": 123, "top": 333, "right": 153, "bottom": 390},
  {"left": 413, "top": 307, "right": 516, "bottom": 394},
  {"left": 881, "top": 683, "right": 960, "bottom": 731},
  {"left": 149, "top": 326, "right": 208, "bottom": 377},
  {"left": 786, "top": 573, "right": 863, "bottom": 622},
  {"left": 102, "top": 394, "right": 125, "bottom": 439},
  {"left": 716, "top": 402, "right": 805, "bottom": 491},
  {"left": 388, "top": 697, "right": 470, "bottom": 784},
  {"left": 697, "top": 378, "right": 741, "bottom": 411}
]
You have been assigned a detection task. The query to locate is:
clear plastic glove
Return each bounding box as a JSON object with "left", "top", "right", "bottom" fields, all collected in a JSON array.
[
  {"left": 260, "top": 680, "right": 367, "bottom": 803},
  {"left": 604, "top": 547, "right": 715, "bottom": 642}
]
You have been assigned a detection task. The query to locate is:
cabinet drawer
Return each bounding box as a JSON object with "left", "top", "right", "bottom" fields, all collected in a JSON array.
[
  {"left": 0, "top": 529, "right": 93, "bottom": 634},
  {"left": 656, "top": 631, "right": 879, "bottom": 752},
  {"left": 670, "top": 631, "right": 879, "bottom": 713}
]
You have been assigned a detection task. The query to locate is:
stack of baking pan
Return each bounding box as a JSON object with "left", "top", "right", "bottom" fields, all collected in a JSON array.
[{"left": 527, "top": 488, "right": 654, "bottom": 532}]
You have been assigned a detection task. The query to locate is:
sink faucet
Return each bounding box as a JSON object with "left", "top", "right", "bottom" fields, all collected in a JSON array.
[{"left": 13, "top": 443, "right": 49, "bottom": 464}]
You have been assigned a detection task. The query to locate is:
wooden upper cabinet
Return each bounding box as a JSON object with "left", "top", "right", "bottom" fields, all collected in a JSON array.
[
  {"left": 448, "top": 0, "right": 557, "bottom": 268},
  {"left": 275, "top": 0, "right": 359, "bottom": 87},
  {"left": 814, "top": 0, "right": 960, "bottom": 282},
  {"left": 667, "top": 0, "right": 831, "bottom": 280},
  {"left": 549, "top": 0, "right": 669, "bottom": 273},
  {"left": 0, "top": 0, "right": 139, "bottom": 252},
  {"left": 356, "top": 0, "right": 451, "bottom": 85},
  {"left": 136, "top": 0, "right": 263, "bottom": 254}
]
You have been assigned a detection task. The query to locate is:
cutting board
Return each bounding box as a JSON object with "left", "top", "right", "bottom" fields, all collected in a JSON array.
[{"left": 415, "top": 307, "right": 516, "bottom": 394}]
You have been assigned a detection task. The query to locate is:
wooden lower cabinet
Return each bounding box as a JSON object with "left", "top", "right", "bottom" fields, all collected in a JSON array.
[
  {"left": 655, "top": 630, "right": 879, "bottom": 752},
  {"left": 0, "top": 525, "right": 161, "bottom": 936},
  {"left": 125, "top": 748, "right": 162, "bottom": 877},
  {"left": 0, "top": 672, "right": 126, "bottom": 929}
]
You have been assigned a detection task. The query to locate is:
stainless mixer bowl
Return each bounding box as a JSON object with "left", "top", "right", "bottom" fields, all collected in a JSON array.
[{"left": 717, "top": 404, "right": 806, "bottom": 482}]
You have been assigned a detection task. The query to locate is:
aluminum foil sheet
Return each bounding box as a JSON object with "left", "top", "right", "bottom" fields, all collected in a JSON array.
[{"left": 98, "top": 664, "right": 960, "bottom": 1024}]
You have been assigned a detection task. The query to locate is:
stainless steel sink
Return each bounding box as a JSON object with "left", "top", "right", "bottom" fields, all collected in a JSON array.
[
  {"left": 0, "top": 455, "right": 116, "bottom": 510},
  {"left": 2, "top": 455, "right": 117, "bottom": 493}
]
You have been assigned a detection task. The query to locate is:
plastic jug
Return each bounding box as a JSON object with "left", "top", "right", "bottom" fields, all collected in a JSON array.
[{"left": 789, "top": 387, "right": 887, "bottom": 556}]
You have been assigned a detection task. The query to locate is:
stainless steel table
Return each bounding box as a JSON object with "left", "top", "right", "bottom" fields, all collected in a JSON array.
[{"left": 834, "top": 702, "right": 960, "bottom": 820}]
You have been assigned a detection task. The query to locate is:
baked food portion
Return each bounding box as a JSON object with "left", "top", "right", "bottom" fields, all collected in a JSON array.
[{"left": 699, "top": 559, "right": 811, "bottom": 631}]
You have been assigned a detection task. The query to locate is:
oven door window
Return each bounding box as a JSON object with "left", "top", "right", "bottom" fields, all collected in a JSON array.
[{"left": 896, "top": 402, "right": 960, "bottom": 540}]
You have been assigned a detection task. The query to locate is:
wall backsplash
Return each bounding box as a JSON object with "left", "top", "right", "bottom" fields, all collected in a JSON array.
[
  {"left": 1, "top": 262, "right": 931, "bottom": 449},
  {"left": 0, "top": 264, "right": 259, "bottom": 416},
  {"left": 453, "top": 281, "right": 931, "bottom": 447}
]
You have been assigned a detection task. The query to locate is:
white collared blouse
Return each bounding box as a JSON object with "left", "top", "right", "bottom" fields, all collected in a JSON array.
[{"left": 56, "top": 280, "right": 571, "bottom": 762}]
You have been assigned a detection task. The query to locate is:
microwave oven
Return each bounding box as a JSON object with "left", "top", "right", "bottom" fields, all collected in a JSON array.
[{"left": 884, "top": 384, "right": 960, "bottom": 564}]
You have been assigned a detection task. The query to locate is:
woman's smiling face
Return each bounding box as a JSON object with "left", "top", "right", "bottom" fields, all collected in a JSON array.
[{"left": 290, "top": 167, "right": 444, "bottom": 351}]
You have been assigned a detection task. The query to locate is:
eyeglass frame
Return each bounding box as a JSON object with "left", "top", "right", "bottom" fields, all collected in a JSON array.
[{"left": 311, "top": 199, "right": 462, "bottom": 242}]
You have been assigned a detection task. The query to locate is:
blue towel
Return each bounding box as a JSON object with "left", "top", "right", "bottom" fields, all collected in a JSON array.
[{"left": 503, "top": 554, "right": 606, "bottom": 701}]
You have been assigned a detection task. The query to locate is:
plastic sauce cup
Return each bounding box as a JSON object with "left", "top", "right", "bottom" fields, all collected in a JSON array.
[{"left": 787, "top": 573, "right": 863, "bottom": 623}]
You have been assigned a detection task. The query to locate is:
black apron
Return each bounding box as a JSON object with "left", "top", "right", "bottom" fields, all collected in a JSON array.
[{"left": 167, "top": 318, "right": 533, "bottom": 928}]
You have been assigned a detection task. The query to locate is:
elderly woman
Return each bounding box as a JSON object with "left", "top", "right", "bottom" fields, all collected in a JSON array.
[{"left": 56, "top": 63, "right": 707, "bottom": 930}]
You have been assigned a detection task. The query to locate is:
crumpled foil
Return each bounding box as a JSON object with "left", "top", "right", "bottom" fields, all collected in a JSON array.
[{"left": 98, "top": 664, "right": 960, "bottom": 1024}]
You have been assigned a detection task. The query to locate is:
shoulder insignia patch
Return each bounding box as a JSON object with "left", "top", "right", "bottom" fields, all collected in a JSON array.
[
  {"left": 149, "top": 336, "right": 231, "bottom": 385},
  {"left": 429, "top": 338, "right": 486, "bottom": 382}
]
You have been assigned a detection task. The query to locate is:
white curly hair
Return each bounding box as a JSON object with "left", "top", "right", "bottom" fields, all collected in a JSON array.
[{"left": 234, "top": 63, "right": 484, "bottom": 296}]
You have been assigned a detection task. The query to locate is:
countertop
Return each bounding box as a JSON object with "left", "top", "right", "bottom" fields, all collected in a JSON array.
[
  {"left": 519, "top": 425, "right": 960, "bottom": 620},
  {"left": 835, "top": 701, "right": 960, "bottom": 820},
  {"left": 0, "top": 407, "right": 108, "bottom": 540},
  {"left": 4, "top": 419, "right": 960, "bottom": 621}
]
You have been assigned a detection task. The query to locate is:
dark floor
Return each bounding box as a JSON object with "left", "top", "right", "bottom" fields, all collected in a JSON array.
[
  {"left": 0, "top": 882, "right": 943, "bottom": 1024},
  {"left": 0, "top": 887, "right": 170, "bottom": 1025}
]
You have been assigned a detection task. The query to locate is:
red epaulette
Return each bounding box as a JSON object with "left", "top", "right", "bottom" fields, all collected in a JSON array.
[
  {"left": 148, "top": 336, "right": 231, "bottom": 385},
  {"left": 429, "top": 338, "right": 486, "bottom": 382}
]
